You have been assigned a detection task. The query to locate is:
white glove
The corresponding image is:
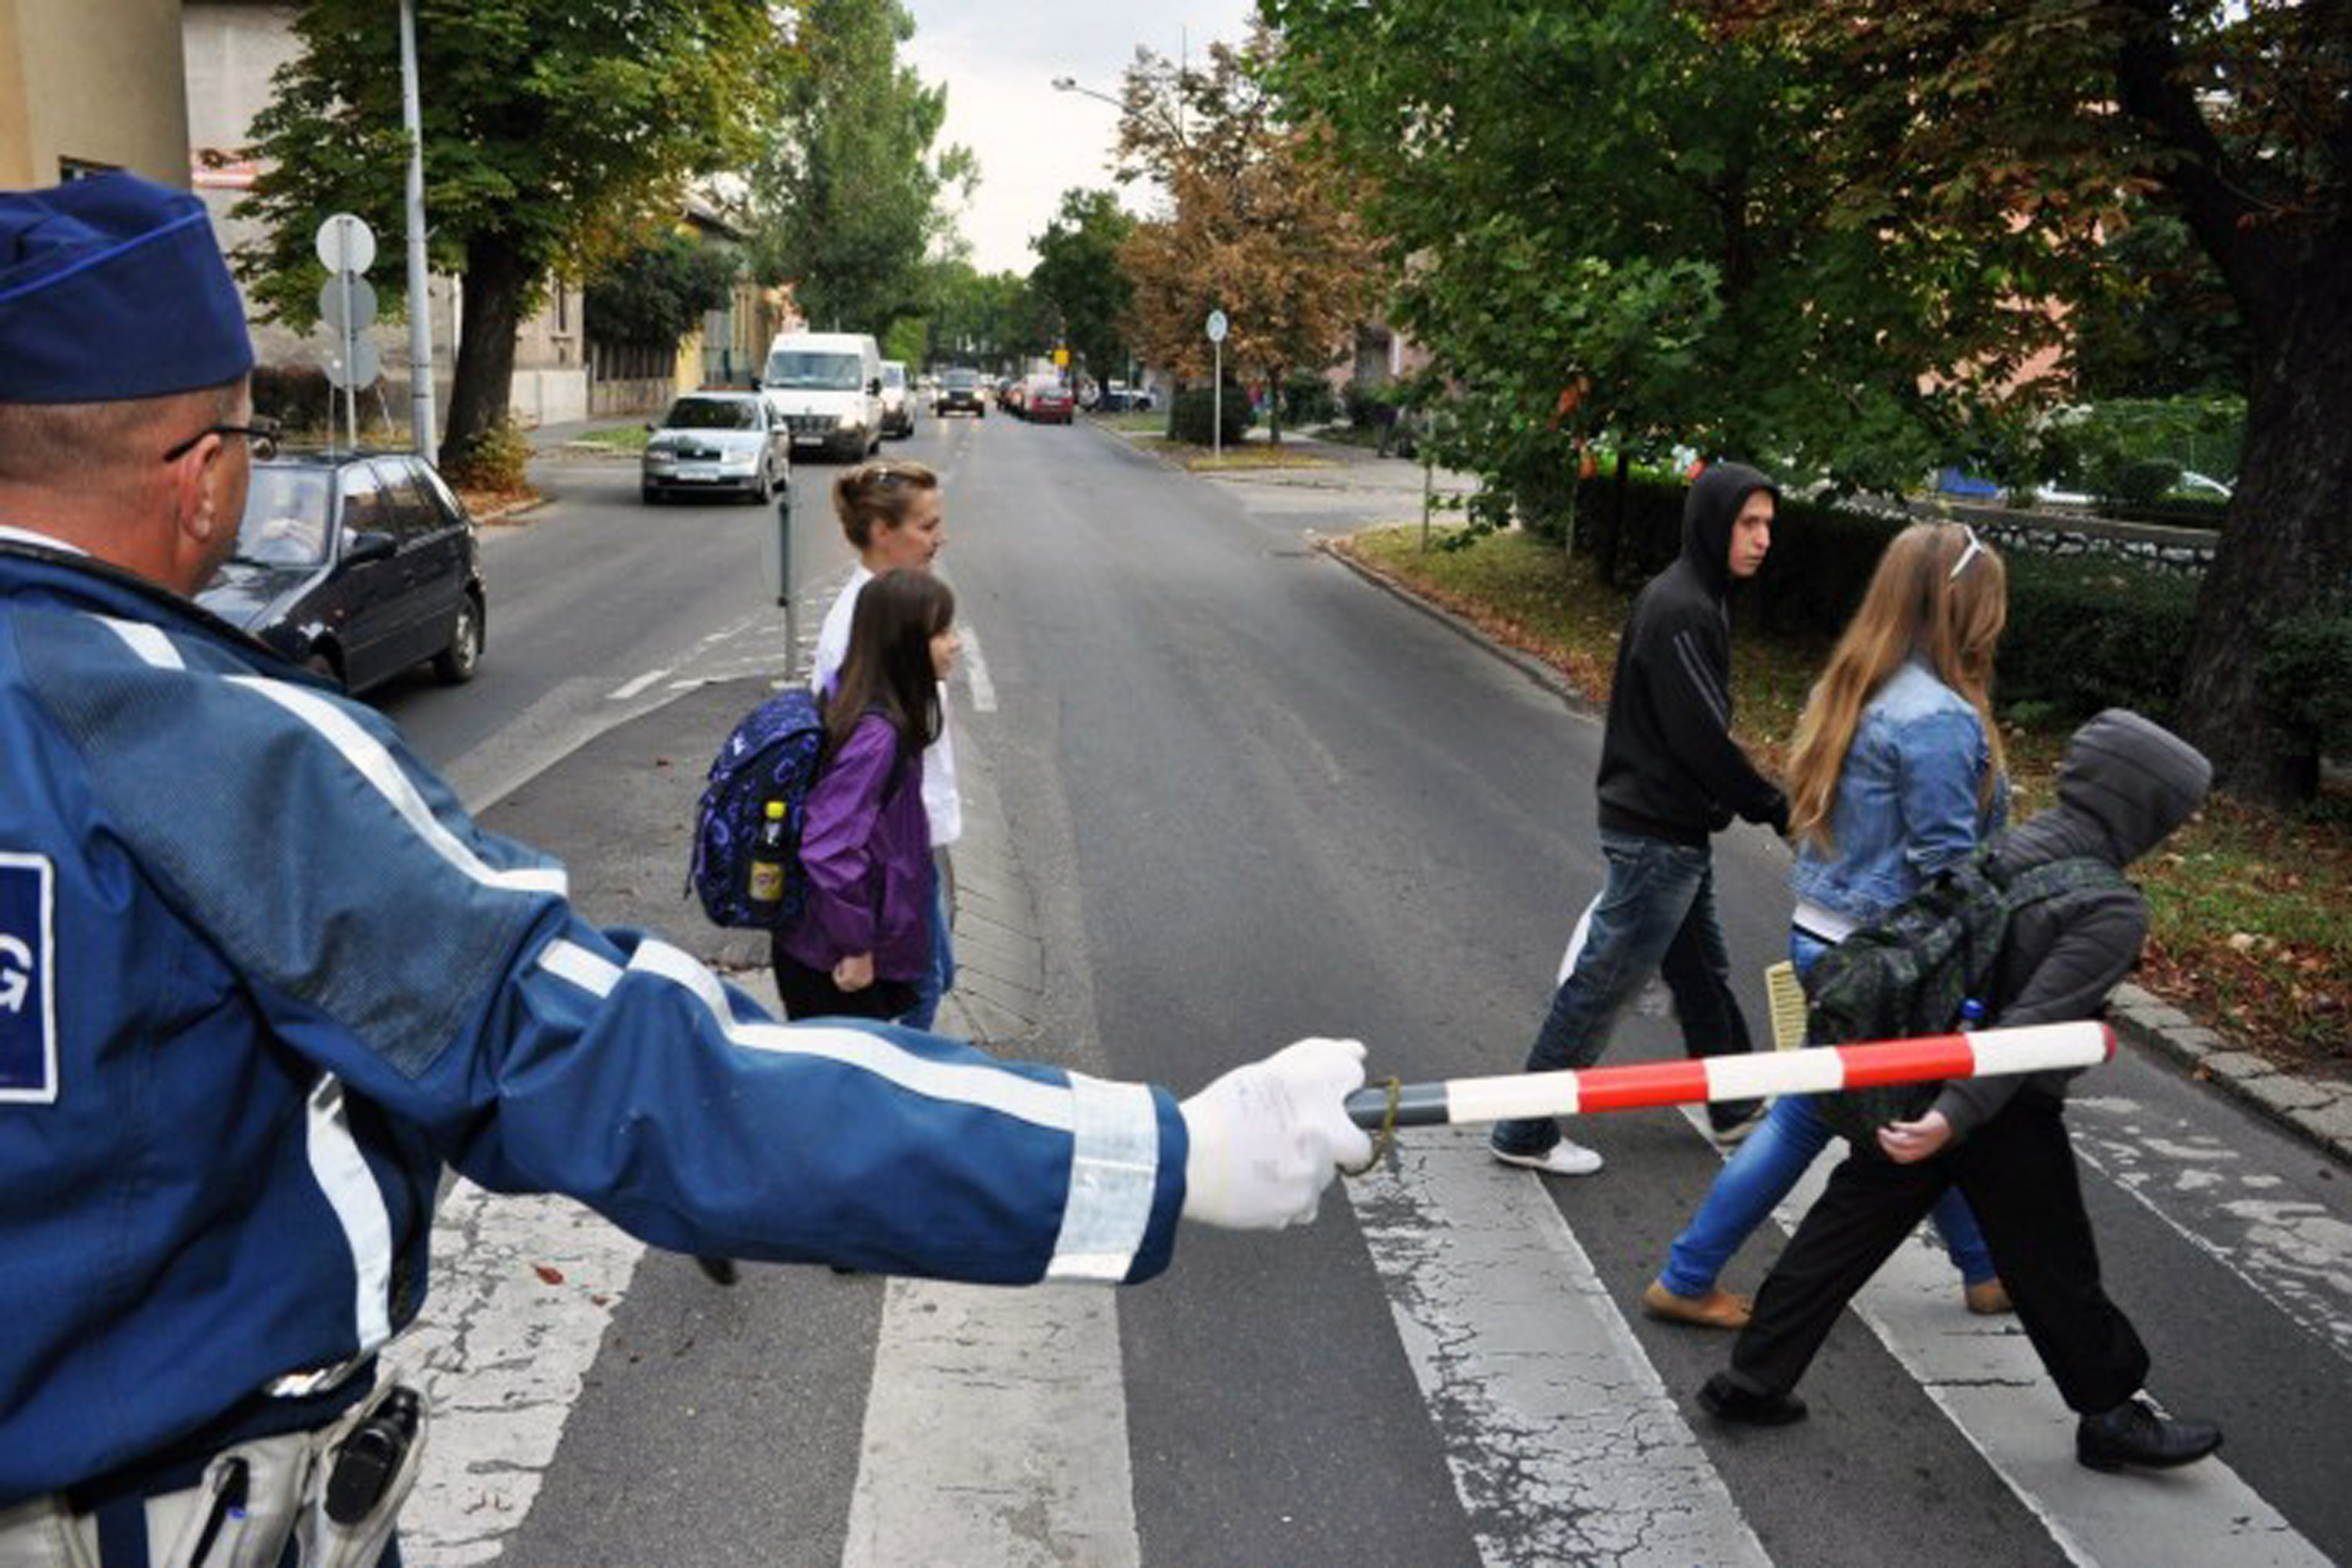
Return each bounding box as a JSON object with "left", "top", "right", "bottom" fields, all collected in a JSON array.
[{"left": 1178, "top": 1037, "right": 1373, "bottom": 1230}]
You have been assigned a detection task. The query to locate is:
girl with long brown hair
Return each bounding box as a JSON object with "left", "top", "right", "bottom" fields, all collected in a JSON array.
[{"left": 1643, "top": 523, "right": 2015, "bottom": 1330}]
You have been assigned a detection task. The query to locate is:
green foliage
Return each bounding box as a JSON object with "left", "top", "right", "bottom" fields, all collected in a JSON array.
[
  {"left": 921, "top": 261, "right": 1040, "bottom": 370},
  {"left": 2069, "top": 209, "right": 2250, "bottom": 400},
  {"left": 1998, "top": 556, "right": 2200, "bottom": 722},
  {"left": 881, "top": 317, "right": 929, "bottom": 367},
  {"left": 584, "top": 233, "right": 739, "bottom": 347},
  {"left": 2034, "top": 397, "right": 2245, "bottom": 497},
  {"left": 249, "top": 364, "right": 337, "bottom": 432},
  {"left": 1281, "top": 372, "right": 1338, "bottom": 427},
  {"left": 2260, "top": 601, "right": 2352, "bottom": 754},
  {"left": 440, "top": 418, "right": 533, "bottom": 492},
  {"left": 1029, "top": 188, "right": 1134, "bottom": 387},
  {"left": 750, "top": 0, "right": 971, "bottom": 336},
  {"left": 1168, "top": 383, "right": 1254, "bottom": 446},
  {"left": 237, "top": 0, "right": 784, "bottom": 328}
]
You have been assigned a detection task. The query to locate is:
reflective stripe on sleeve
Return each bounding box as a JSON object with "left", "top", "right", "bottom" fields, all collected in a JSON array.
[{"left": 532, "top": 936, "right": 1165, "bottom": 1278}]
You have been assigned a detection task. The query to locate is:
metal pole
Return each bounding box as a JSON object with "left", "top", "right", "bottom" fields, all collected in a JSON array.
[
  {"left": 399, "top": 0, "right": 436, "bottom": 459},
  {"left": 340, "top": 264, "right": 358, "bottom": 449},
  {"left": 1212, "top": 341, "right": 1222, "bottom": 461}
]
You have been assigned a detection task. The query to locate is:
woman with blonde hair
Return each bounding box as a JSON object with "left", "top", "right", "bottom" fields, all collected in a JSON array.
[{"left": 1642, "top": 522, "right": 2013, "bottom": 1329}]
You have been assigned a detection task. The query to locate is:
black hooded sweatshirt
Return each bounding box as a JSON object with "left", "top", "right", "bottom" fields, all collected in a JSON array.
[
  {"left": 1594, "top": 462, "right": 1790, "bottom": 845},
  {"left": 1932, "top": 709, "right": 2213, "bottom": 1141}
]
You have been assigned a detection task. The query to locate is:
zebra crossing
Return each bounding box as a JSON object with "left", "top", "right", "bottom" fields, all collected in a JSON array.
[{"left": 383, "top": 1076, "right": 2347, "bottom": 1568}]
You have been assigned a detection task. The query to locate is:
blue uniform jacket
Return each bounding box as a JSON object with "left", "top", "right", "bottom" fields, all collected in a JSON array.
[{"left": 0, "top": 542, "right": 1185, "bottom": 1504}]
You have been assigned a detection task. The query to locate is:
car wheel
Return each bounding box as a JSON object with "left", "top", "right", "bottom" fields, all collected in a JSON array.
[{"left": 434, "top": 592, "right": 484, "bottom": 684}]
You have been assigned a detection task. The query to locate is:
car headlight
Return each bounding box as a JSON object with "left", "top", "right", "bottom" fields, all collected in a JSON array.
[
  {"left": 720, "top": 451, "right": 757, "bottom": 471},
  {"left": 644, "top": 448, "right": 677, "bottom": 466}
]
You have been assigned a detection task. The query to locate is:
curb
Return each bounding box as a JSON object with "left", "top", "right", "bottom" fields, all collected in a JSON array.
[{"left": 1311, "top": 536, "right": 2352, "bottom": 1170}]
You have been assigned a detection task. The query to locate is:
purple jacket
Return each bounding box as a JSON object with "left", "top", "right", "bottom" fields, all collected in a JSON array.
[{"left": 777, "top": 712, "right": 934, "bottom": 978}]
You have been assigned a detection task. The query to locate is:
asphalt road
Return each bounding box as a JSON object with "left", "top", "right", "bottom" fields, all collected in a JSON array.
[{"left": 371, "top": 410, "right": 2352, "bottom": 1568}]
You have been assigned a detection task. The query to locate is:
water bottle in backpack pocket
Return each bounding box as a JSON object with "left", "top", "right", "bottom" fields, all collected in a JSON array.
[{"left": 688, "top": 688, "right": 828, "bottom": 929}]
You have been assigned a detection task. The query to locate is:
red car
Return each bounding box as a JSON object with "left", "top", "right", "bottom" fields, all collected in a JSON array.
[{"left": 1022, "top": 376, "right": 1075, "bottom": 424}]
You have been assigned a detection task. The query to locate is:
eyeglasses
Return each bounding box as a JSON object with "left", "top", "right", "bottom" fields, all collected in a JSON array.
[
  {"left": 1947, "top": 524, "right": 1987, "bottom": 582},
  {"left": 163, "top": 416, "right": 281, "bottom": 465}
]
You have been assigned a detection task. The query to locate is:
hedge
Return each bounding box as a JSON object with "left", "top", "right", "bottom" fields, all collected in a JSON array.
[
  {"left": 1567, "top": 470, "right": 2202, "bottom": 724},
  {"left": 1168, "top": 381, "right": 1254, "bottom": 447}
]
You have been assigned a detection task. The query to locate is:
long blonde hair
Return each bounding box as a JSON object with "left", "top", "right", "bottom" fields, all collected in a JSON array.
[{"left": 1785, "top": 523, "right": 2008, "bottom": 851}]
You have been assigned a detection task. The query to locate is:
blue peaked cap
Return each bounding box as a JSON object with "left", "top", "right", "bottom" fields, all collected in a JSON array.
[{"left": 0, "top": 172, "right": 254, "bottom": 404}]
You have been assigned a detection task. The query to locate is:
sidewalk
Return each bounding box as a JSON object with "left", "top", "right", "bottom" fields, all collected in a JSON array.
[{"left": 1314, "top": 530, "right": 2352, "bottom": 1170}]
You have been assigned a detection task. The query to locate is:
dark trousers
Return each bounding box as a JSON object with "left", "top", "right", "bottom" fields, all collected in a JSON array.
[
  {"left": 770, "top": 944, "right": 918, "bottom": 1023},
  {"left": 1730, "top": 1092, "right": 2149, "bottom": 1415}
]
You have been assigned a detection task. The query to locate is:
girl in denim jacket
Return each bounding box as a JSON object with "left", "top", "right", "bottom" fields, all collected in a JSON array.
[{"left": 1644, "top": 523, "right": 2012, "bottom": 1329}]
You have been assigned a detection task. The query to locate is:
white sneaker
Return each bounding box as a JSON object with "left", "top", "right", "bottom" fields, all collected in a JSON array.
[{"left": 1491, "top": 1138, "right": 1604, "bottom": 1177}]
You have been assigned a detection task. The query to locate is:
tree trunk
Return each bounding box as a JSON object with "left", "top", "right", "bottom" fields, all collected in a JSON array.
[
  {"left": 2177, "top": 257, "right": 2352, "bottom": 806},
  {"left": 438, "top": 234, "right": 532, "bottom": 470}
]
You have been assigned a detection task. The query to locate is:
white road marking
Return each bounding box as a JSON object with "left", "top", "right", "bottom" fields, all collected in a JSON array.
[
  {"left": 383, "top": 1181, "right": 649, "bottom": 1568},
  {"left": 2067, "top": 1094, "right": 2352, "bottom": 1368},
  {"left": 961, "top": 625, "right": 997, "bottom": 713},
  {"left": 1352, "top": 1124, "right": 1771, "bottom": 1567},
  {"left": 1674, "top": 1103, "right": 2333, "bottom": 1568},
  {"left": 605, "top": 668, "right": 672, "bottom": 702},
  {"left": 842, "top": 1279, "right": 1138, "bottom": 1567}
]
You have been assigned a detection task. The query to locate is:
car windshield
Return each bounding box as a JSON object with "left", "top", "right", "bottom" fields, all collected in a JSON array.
[
  {"left": 231, "top": 466, "right": 334, "bottom": 567},
  {"left": 665, "top": 398, "right": 759, "bottom": 430},
  {"left": 945, "top": 370, "right": 978, "bottom": 389},
  {"left": 883, "top": 365, "right": 907, "bottom": 389},
  {"left": 764, "top": 350, "right": 863, "bottom": 390}
]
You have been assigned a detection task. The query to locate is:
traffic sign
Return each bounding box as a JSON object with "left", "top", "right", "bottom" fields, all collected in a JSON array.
[
  {"left": 1205, "top": 309, "right": 1229, "bottom": 343},
  {"left": 325, "top": 336, "right": 381, "bottom": 391},
  {"left": 319, "top": 275, "right": 378, "bottom": 336},
  {"left": 314, "top": 212, "right": 377, "bottom": 277}
]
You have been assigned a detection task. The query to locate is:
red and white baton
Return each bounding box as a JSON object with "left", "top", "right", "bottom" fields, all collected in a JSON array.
[{"left": 1344, "top": 1021, "right": 2112, "bottom": 1130}]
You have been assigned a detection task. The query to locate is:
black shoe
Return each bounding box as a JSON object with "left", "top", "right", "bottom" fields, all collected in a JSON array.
[
  {"left": 2076, "top": 1397, "right": 2222, "bottom": 1472},
  {"left": 695, "top": 1255, "right": 740, "bottom": 1287},
  {"left": 1697, "top": 1370, "right": 1808, "bottom": 1426}
]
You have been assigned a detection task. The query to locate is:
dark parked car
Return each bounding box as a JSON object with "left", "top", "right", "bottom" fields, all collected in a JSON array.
[
  {"left": 197, "top": 449, "right": 485, "bottom": 695},
  {"left": 641, "top": 390, "right": 788, "bottom": 503},
  {"left": 934, "top": 367, "right": 987, "bottom": 418},
  {"left": 1022, "top": 375, "right": 1076, "bottom": 425}
]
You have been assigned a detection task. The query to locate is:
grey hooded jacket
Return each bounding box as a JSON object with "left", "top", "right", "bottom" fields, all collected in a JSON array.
[{"left": 1931, "top": 710, "right": 2212, "bottom": 1142}]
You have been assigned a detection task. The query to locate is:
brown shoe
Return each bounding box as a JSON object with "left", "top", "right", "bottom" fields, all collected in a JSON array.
[
  {"left": 1965, "top": 1279, "right": 2013, "bottom": 1316},
  {"left": 1642, "top": 1280, "right": 1751, "bottom": 1329}
]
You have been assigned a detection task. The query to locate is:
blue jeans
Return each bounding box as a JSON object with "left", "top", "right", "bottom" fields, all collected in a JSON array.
[
  {"left": 1657, "top": 931, "right": 1997, "bottom": 1294},
  {"left": 1492, "top": 831, "right": 1755, "bottom": 1157},
  {"left": 895, "top": 853, "right": 957, "bottom": 1034}
]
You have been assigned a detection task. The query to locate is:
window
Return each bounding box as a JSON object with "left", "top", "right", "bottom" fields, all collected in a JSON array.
[
  {"left": 57, "top": 158, "right": 118, "bottom": 183},
  {"left": 371, "top": 460, "right": 444, "bottom": 544},
  {"left": 337, "top": 465, "right": 388, "bottom": 544}
]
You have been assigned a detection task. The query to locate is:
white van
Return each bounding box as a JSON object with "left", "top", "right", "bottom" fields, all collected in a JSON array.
[{"left": 757, "top": 331, "right": 884, "bottom": 460}]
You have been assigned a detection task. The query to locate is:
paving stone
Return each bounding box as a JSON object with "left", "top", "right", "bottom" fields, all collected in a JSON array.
[
  {"left": 2162, "top": 1026, "right": 2230, "bottom": 1059},
  {"left": 2240, "top": 1073, "right": 2335, "bottom": 1115},
  {"left": 2289, "top": 1099, "right": 2352, "bottom": 1152},
  {"left": 2199, "top": 1050, "right": 2278, "bottom": 1080}
]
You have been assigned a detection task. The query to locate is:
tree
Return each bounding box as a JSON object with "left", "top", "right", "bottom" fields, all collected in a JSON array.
[
  {"left": 1113, "top": 24, "right": 1382, "bottom": 442},
  {"left": 583, "top": 233, "right": 739, "bottom": 347},
  {"left": 1708, "top": 0, "right": 2352, "bottom": 804},
  {"left": 1028, "top": 189, "right": 1134, "bottom": 391},
  {"left": 920, "top": 260, "right": 1039, "bottom": 372},
  {"left": 1268, "top": 0, "right": 2089, "bottom": 549},
  {"left": 236, "top": 0, "right": 789, "bottom": 470},
  {"left": 749, "top": 0, "right": 973, "bottom": 337}
]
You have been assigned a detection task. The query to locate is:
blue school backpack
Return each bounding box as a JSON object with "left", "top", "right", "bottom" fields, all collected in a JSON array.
[{"left": 688, "top": 688, "right": 828, "bottom": 929}]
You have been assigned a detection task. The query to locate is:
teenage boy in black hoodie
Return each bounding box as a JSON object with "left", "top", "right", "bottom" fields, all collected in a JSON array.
[
  {"left": 1699, "top": 710, "right": 2224, "bottom": 1473},
  {"left": 1490, "top": 463, "right": 1790, "bottom": 1177}
]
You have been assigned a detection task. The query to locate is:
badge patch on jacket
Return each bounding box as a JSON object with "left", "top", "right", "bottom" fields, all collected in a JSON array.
[{"left": 0, "top": 854, "right": 57, "bottom": 1103}]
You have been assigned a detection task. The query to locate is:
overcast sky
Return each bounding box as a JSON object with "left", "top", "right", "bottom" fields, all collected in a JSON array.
[{"left": 901, "top": 1, "right": 1256, "bottom": 275}]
